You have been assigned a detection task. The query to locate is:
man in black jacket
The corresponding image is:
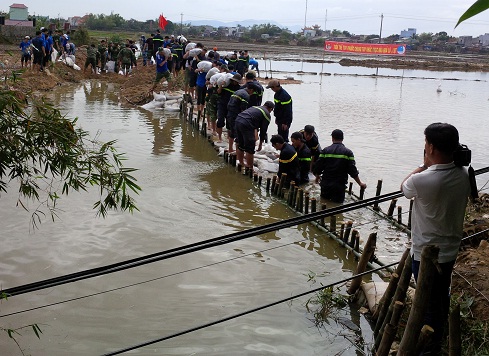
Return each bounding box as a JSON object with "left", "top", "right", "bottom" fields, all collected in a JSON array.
[
  {"left": 313, "top": 129, "right": 366, "bottom": 203},
  {"left": 271, "top": 134, "right": 300, "bottom": 187},
  {"left": 266, "top": 79, "right": 292, "bottom": 142},
  {"left": 235, "top": 101, "right": 275, "bottom": 170}
]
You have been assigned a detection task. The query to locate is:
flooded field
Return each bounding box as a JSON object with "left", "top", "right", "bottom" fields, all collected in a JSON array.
[{"left": 1, "top": 61, "right": 488, "bottom": 355}]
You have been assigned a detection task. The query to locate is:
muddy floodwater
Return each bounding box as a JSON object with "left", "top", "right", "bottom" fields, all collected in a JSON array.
[{"left": 1, "top": 61, "right": 488, "bottom": 355}]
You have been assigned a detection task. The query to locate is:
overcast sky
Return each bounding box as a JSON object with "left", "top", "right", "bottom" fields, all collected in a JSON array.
[{"left": 12, "top": 0, "right": 489, "bottom": 37}]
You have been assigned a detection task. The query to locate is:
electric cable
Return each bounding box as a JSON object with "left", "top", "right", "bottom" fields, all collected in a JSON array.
[
  {"left": 4, "top": 167, "right": 488, "bottom": 299},
  {"left": 1, "top": 190, "right": 403, "bottom": 298},
  {"left": 0, "top": 237, "right": 314, "bottom": 318},
  {"left": 101, "top": 261, "right": 398, "bottom": 356}
]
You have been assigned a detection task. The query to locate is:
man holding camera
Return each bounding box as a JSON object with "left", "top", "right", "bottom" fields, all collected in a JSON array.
[{"left": 401, "top": 122, "right": 471, "bottom": 355}]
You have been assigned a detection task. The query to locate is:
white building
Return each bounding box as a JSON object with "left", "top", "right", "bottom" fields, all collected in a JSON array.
[
  {"left": 400, "top": 28, "right": 416, "bottom": 38},
  {"left": 479, "top": 33, "right": 489, "bottom": 46}
]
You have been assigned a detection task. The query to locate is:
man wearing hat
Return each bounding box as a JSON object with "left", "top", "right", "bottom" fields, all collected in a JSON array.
[
  {"left": 20, "top": 36, "right": 32, "bottom": 69},
  {"left": 266, "top": 79, "right": 292, "bottom": 142},
  {"left": 290, "top": 131, "right": 312, "bottom": 184},
  {"left": 313, "top": 129, "right": 367, "bottom": 203}
]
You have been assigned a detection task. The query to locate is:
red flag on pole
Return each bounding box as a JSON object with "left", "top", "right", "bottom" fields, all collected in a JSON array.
[{"left": 158, "top": 14, "right": 168, "bottom": 30}]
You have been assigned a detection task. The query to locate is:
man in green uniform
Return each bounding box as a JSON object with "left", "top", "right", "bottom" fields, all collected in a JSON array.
[
  {"left": 84, "top": 44, "right": 98, "bottom": 74},
  {"left": 97, "top": 39, "right": 108, "bottom": 73},
  {"left": 118, "top": 43, "right": 136, "bottom": 76},
  {"left": 109, "top": 42, "right": 121, "bottom": 73}
]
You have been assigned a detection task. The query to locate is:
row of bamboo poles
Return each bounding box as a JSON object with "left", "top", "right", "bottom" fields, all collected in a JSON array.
[{"left": 180, "top": 97, "right": 463, "bottom": 356}]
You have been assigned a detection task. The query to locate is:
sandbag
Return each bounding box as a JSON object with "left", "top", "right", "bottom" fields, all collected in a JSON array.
[
  {"left": 189, "top": 48, "right": 202, "bottom": 57},
  {"left": 185, "top": 42, "right": 196, "bottom": 52},
  {"left": 206, "top": 67, "right": 220, "bottom": 80},
  {"left": 51, "top": 48, "right": 58, "bottom": 62},
  {"left": 197, "top": 60, "right": 212, "bottom": 72},
  {"left": 217, "top": 72, "right": 233, "bottom": 87},
  {"left": 177, "top": 35, "right": 187, "bottom": 45},
  {"left": 209, "top": 73, "right": 223, "bottom": 86},
  {"left": 163, "top": 48, "right": 171, "bottom": 57},
  {"left": 106, "top": 60, "right": 115, "bottom": 73},
  {"left": 360, "top": 282, "right": 389, "bottom": 314},
  {"left": 153, "top": 91, "right": 167, "bottom": 102},
  {"left": 63, "top": 56, "right": 74, "bottom": 67}
]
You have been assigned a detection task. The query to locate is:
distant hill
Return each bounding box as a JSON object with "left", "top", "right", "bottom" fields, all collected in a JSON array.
[{"left": 188, "top": 18, "right": 302, "bottom": 32}]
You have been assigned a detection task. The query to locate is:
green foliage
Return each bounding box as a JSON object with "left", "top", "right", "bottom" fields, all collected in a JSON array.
[
  {"left": 0, "top": 87, "right": 141, "bottom": 227},
  {"left": 416, "top": 32, "right": 434, "bottom": 44},
  {"left": 451, "top": 294, "right": 489, "bottom": 356},
  {"left": 305, "top": 285, "right": 348, "bottom": 327},
  {"left": 456, "top": 0, "right": 489, "bottom": 28},
  {"left": 1, "top": 323, "right": 44, "bottom": 355},
  {"left": 71, "top": 27, "right": 91, "bottom": 46}
]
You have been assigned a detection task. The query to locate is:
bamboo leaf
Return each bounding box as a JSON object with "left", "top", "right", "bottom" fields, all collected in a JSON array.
[{"left": 456, "top": 0, "right": 489, "bottom": 27}]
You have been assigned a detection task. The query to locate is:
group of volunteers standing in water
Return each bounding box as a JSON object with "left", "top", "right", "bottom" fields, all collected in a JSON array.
[{"left": 143, "top": 35, "right": 368, "bottom": 204}]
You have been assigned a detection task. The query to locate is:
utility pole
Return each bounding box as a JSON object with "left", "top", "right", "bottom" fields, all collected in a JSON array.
[
  {"left": 324, "top": 9, "right": 327, "bottom": 34},
  {"left": 304, "top": 0, "right": 308, "bottom": 30},
  {"left": 180, "top": 13, "right": 183, "bottom": 35},
  {"left": 379, "top": 13, "right": 384, "bottom": 43}
]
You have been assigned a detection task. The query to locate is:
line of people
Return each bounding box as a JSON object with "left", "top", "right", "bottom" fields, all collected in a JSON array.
[
  {"left": 19, "top": 28, "right": 74, "bottom": 72},
  {"left": 176, "top": 39, "right": 367, "bottom": 204}
]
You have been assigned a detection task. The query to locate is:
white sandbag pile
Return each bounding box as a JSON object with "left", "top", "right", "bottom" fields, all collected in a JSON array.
[{"left": 140, "top": 91, "right": 183, "bottom": 112}]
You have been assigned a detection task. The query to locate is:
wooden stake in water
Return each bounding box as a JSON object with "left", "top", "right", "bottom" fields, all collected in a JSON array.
[
  {"left": 311, "top": 198, "right": 317, "bottom": 213},
  {"left": 373, "top": 179, "right": 383, "bottom": 211},
  {"left": 304, "top": 192, "right": 310, "bottom": 214},
  {"left": 343, "top": 221, "right": 353, "bottom": 244},
  {"left": 387, "top": 199, "right": 397, "bottom": 218},
  {"left": 329, "top": 214, "right": 336, "bottom": 233},
  {"left": 347, "top": 232, "right": 377, "bottom": 295},
  {"left": 320, "top": 204, "right": 327, "bottom": 226},
  {"left": 297, "top": 189, "right": 304, "bottom": 213}
]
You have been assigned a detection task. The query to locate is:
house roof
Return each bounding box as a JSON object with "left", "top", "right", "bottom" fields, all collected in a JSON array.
[{"left": 10, "top": 3, "right": 28, "bottom": 9}]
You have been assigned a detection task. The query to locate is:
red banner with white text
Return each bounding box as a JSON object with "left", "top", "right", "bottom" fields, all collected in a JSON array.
[{"left": 324, "top": 41, "right": 406, "bottom": 56}]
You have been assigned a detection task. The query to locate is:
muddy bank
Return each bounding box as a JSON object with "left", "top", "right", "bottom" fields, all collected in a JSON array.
[{"left": 338, "top": 57, "right": 489, "bottom": 72}]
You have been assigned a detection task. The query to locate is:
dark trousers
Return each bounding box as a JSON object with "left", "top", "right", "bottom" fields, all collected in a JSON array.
[
  {"left": 277, "top": 124, "right": 289, "bottom": 142},
  {"left": 412, "top": 258, "right": 455, "bottom": 355},
  {"left": 320, "top": 181, "right": 346, "bottom": 203}
]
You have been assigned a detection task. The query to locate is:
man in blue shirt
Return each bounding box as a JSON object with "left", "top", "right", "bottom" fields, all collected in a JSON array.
[
  {"left": 31, "top": 31, "right": 46, "bottom": 72},
  {"left": 152, "top": 47, "right": 170, "bottom": 91},
  {"left": 19, "top": 36, "right": 31, "bottom": 69}
]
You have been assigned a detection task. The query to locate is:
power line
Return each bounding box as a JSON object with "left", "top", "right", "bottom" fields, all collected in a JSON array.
[
  {"left": 0, "top": 238, "right": 310, "bottom": 318},
  {"left": 101, "top": 261, "right": 399, "bottom": 356},
  {"left": 3, "top": 167, "right": 488, "bottom": 299},
  {"left": 1, "top": 190, "right": 403, "bottom": 298}
]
